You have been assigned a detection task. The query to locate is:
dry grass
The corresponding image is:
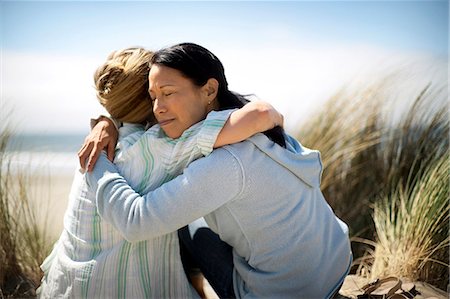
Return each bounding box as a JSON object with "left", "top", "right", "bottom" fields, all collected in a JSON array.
[
  {"left": 297, "top": 70, "right": 449, "bottom": 289},
  {"left": 0, "top": 127, "right": 53, "bottom": 298},
  {"left": 367, "top": 156, "right": 449, "bottom": 284},
  {"left": 297, "top": 82, "right": 387, "bottom": 236}
]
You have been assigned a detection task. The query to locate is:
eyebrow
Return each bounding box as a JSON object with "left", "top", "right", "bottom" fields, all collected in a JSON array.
[
  {"left": 160, "top": 84, "right": 176, "bottom": 89},
  {"left": 148, "top": 84, "right": 176, "bottom": 93}
]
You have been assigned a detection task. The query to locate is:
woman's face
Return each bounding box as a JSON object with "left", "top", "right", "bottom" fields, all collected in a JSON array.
[{"left": 148, "top": 64, "right": 211, "bottom": 139}]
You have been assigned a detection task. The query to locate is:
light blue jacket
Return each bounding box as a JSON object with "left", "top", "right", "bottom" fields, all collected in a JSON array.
[{"left": 88, "top": 133, "right": 352, "bottom": 298}]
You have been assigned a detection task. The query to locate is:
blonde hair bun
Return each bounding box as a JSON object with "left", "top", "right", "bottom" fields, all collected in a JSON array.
[{"left": 94, "top": 47, "right": 155, "bottom": 124}]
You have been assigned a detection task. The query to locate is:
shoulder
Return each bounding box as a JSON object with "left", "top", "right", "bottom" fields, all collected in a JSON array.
[
  {"left": 190, "top": 146, "right": 246, "bottom": 183},
  {"left": 196, "top": 133, "right": 277, "bottom": 173},
  {"left": 212, "top": 136, "right": 260, "bottom": 159},
  {"left": 220, "top": 134, "right": 266, "bottom": 159},
  {"left": 173, "top": 145, "right": 245, "bottom": 200},
  {"left": 116, "top": 125, "right": 168, "bottom": 159},
  {"left": 202, "top": 145, "right": 243, "bottom": 167},
  {"left": 206, "top": 140, "right": 258, "bottom": 178}
]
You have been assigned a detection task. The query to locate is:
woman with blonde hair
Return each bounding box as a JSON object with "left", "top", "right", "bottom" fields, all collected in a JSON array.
[
  {"left": 38, "top": 46, "right": 283, "bottom": 298},
  {"left": 95, "top": 47, "right": 155, "bottom": 124}
]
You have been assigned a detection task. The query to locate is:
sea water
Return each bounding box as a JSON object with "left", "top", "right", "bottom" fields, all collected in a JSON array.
[
  {"left": 2, "top": 133, "right": 90, "bottom": 239},
  {"left": 4, "top": 133, "right": 86, "bottom": 176}
]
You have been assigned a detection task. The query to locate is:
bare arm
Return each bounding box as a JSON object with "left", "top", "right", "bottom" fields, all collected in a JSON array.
[
  {"left": 78, "top": 101, "right": 283, "bottom": 171},
  {"left": 78, "top": 116, "right": 118, "bottom": 172},
  {"left": 214, "top": 101, "right": 284, "bottom": 148}
]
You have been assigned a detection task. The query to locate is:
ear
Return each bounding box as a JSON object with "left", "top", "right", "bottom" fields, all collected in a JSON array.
[{"left": 202, "top": 78, "right": 219, "bottom": 102}]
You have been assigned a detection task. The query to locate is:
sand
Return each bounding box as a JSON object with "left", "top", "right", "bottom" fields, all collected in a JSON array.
[{"left": 10, "top": 172, "right": 75, "bottom": 241}]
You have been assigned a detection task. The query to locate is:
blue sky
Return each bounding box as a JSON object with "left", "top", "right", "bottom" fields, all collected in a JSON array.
[
  {"left": 3, "top": 1, "right": 447, "bottom": 55},
  {"left": 1, "top": 1, "right": 448, "bottom": 134}
]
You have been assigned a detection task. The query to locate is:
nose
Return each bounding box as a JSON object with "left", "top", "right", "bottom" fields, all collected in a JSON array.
[{"left": 153, "top": 98, "right": 166, "bottom": 115}]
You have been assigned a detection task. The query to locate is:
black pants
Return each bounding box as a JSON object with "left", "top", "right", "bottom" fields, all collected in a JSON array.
[{"left": 178, "top": 225, "right": 236, "bottom": 299}]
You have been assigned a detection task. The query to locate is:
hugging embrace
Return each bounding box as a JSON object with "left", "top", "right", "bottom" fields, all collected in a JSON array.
[{"left": 38, "top": 43, "right": 352, "bottom": 299}]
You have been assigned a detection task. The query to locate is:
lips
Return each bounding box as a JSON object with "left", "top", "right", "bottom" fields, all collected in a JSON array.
[{"left": 158, "top": 118, "right": 175, "bottom": 126}]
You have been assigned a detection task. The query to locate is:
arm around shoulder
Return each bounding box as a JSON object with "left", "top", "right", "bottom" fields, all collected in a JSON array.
[
  {"left": 89, "top": 148, "right": 244, "bottom": 242},
  {"left": 214, "top": 101, "right": 283, "bottom": 148}
]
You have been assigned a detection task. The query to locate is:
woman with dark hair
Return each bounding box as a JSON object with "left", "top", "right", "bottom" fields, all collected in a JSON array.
[
  {"left": 147, "top": 42, "right": 286, "bottom": 147},
  {"left": 82, "top": 42, "right": 352, "bottom": 298}
]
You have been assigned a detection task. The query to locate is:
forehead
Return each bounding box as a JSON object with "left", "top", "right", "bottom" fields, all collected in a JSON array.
[{"left": 148, "top": 65, "right": 187, "bottom": 90}]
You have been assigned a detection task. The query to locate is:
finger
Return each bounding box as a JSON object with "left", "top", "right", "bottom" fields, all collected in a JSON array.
[
  {"left": 78, "top": 142, "right": 93, "bottom": 170},
  {"left": 107, "top": 140, "right": 115, "bottom": 162},
  {"left": 77, "top": 145, "right": 86, "bottom": 169},
  {"left": 87, "top": 145, "right": 101, "bottom": 172},
  {"left": 78, "top": 135, "right": 92, "bottom": 154}
]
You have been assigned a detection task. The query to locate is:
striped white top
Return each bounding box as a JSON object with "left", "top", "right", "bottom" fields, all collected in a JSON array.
[{"left": 38, "top": 110, "right": 232, "bottom": 299}]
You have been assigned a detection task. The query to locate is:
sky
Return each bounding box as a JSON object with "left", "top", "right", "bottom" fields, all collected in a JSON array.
[{"left": 1, "top": 0, "right": 448, "bottom": 135}]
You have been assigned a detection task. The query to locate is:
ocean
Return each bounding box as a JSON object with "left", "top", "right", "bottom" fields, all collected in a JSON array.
[{"left": 5, "top": 133, "right": 86, "bottom": 176}]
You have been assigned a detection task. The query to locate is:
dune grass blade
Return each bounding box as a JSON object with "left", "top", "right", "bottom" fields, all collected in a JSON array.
[
  {"left": 369, "top": 155, "right": 449, "bottom": 285},
  {"left": 297, "top": 68, "right": 448, "bottom": 289},
  {"left": 0, "top": 126, "right": 53, "bottom": 298}
]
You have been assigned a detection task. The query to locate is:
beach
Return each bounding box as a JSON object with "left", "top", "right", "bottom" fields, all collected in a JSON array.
[
  {"left": 20, "top": 172, "right": 74, "bottom": 240},
  {"left": 5, "top": 141, "right": 81, "bottom": 241}
]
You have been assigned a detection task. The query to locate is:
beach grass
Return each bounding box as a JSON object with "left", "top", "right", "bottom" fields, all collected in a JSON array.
[
  {"left": 297, "top": 70, "right": 449, "bottom": 289},
  {"left": 0, "top": 127, "right": 53, "bottom": 298},
  {"left": 368, "top": 155, "right": 449, "bottom": 285}
]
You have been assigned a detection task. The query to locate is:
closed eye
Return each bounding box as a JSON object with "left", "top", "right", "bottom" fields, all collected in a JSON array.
[{"left": 149, "top": 90, "right": 156, "bottom": 102}]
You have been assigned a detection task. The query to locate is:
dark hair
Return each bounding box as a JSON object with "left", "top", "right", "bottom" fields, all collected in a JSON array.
[{"left": 150, "top": 42, "right": 286, "bottom": 147}]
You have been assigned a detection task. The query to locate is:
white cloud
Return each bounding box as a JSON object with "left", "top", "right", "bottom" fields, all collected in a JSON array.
[{"left": 2, "top": 51, "right": 107, "bottom": 134}]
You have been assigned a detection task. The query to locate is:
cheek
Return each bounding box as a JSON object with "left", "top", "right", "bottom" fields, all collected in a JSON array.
[
  {"left": 188, "top": 106, "right": 207, "bottom": 124},
  {"left": 181, "top": 92, "right": 208, "bottom": 120},
  {"left": 188, "top": 97, "right": 209, "bottom": 122}
]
